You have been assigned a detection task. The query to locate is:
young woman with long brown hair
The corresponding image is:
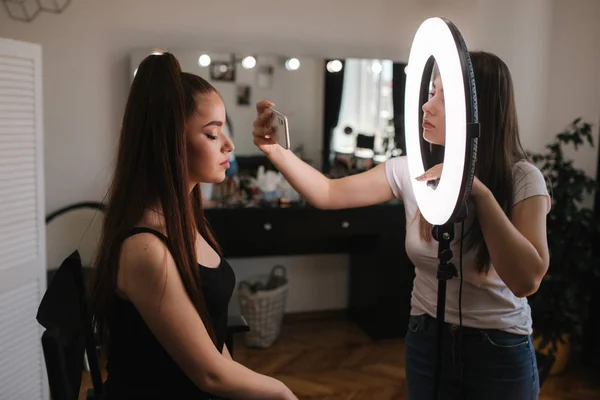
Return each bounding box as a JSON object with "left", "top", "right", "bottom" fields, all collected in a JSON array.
[
  {"left": 89, "top": 52, "right": 297, "bottom": 400},
  {"left": 252, "top": 51, "right": 550, "bottom": 399}
]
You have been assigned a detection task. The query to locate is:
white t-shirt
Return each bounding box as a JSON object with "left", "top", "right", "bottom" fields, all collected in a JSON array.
[{"left": 385, "top": 156, "right": 551, "bottom": 335}]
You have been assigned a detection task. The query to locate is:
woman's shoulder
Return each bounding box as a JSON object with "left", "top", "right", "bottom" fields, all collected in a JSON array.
[
  {"left": 513, "top": 159, "right": 543, "bottom": 175},
  {"left": 512, "top": 159, "right": 547, "bottom": 188},
  {"left": 383, "top": 155, "right": 410, "bottom": 199},
  {"left": 121, "top": 227, "right": 169, "bottom": 258},
  {"left": 384, "top": 155, "right": 409, "bottom": 178},
  {"left": 118, "top": 228, "right": 174, "bottom": 293},
  {"left": 512, "top": 159, "right": 551, "bottom": 210},
  {"left": 386, "top": 154, "right": 408, "bottom": 167}
]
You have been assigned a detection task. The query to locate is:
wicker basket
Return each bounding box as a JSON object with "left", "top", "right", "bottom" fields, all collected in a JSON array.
[{"left": 238, "top": 265, "right": 289, "bottom": 348}]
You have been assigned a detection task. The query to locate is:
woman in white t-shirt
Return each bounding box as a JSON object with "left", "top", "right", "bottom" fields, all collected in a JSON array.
[{"left": 251, "top": 51, "right": 550, "bottom": 400}]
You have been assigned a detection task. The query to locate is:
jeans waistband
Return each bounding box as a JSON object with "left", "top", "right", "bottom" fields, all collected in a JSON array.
[{"left": 416, "top": 313, "right": 526, "bottom": 337}]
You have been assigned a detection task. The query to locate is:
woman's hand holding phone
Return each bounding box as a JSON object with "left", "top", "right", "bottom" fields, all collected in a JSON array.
[{"left": 253, "top": 100, "right": 289, "bottom": 155}]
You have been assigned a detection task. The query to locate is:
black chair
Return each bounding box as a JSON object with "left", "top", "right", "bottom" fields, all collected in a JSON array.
[
  {"left": 37, "top": 251, "right": 103, "bottom": 400},
  {"left": 226, "top": 315, "right": 250, "bottom": 357}
]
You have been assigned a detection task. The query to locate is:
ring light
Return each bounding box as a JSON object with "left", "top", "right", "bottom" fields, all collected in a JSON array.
[
  {"left": 404, "top": 17, "right": 479, "bottom": 400},
  {"left": 405, "top": 17, "right": 479, "bottom": 225}
]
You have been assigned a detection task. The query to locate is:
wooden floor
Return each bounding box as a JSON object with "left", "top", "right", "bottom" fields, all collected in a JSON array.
[{"left": 81, "top": 312, "right": 600, "bottom": 399}]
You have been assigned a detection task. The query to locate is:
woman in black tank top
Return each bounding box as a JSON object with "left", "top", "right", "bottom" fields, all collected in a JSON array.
[
  {"left": 103, "top": 227, "right": 236, "bottom": 399},
  {"left": 88, "top": 52, "right": 297, "bottom": 400}
]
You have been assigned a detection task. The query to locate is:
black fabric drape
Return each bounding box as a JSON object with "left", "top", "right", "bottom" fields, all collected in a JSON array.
[
  {"left": 321, "top": 59, "right": 345, "bottom": 173},
  {"left": 392, "top": 62, "right": 407, "bottom": 155}
]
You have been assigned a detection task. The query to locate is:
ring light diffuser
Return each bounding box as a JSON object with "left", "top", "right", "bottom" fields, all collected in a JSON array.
[{"left": 404, "top": 17, "right": 479, "bottom": 226}]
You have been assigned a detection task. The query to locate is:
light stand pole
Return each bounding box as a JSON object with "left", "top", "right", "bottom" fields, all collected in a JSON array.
[{"left": 432, "top": 222, "right": 458, "bottom": 399}]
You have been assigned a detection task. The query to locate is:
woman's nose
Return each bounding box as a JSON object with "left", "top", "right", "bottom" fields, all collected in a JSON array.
[
  {"left": 422, "top": 100, "right": 432, "bottom": 114},
  {"left": 224, "top": 136, "right": 235, "bottom": 153}
]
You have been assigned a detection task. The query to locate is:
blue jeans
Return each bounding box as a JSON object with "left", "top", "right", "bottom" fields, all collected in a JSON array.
[{"left": 405, "top": 314, "right": 540, "bottom": 400}]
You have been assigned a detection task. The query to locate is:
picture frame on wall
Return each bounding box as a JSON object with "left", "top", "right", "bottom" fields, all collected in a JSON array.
[
  {"left": 257, "top": 65, "right": 274, "bottom": 89},
  {"left": 210, "top": 61, "right": 236, "bottom": 82},
  {"left": 236, "top": 85, "right": 251, "bottom": 106}
]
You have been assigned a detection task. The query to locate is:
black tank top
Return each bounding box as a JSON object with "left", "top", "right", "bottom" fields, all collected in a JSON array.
[{"left": 102, "top": 227, "right": 236, "bottom": 399}]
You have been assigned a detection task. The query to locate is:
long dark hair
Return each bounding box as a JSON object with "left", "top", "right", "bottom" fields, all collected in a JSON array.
[
  {"left": 418, "top": 51, "right": 529, "bottom": 273},
  {"left": 90, "top": 52, "right": 221, "bottom": 344}
]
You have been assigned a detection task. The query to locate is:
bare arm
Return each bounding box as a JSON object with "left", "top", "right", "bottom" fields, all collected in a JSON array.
[
  {"left": 118, "top": 234, "right": 296, "bottom": 400},
  {"left": 269, "top": 146, "right": 394, "bottom": 209},
  {"left": 473, "top": 187, "right": 550, "bottom": 297},
  {"left": 253, "top": 101, "right": 395, "bottom": 209}
]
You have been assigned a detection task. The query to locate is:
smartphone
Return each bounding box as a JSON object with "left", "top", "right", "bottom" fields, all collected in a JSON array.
[{"left": 267, "top": 108, "right": 291, "bottom": 150}]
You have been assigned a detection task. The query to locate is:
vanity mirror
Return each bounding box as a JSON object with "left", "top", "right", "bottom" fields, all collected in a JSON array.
[{"left": 129, "top": 49, "right": 407, "bottom": 174}]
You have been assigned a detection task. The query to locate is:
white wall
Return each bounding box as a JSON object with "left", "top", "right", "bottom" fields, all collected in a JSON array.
[
  {"left": 475, "top": 0, "right": 600, "bottom": 182},
  {"left": 546, "top": 0, "right": 600, "bottom": 183},
  {"left": 1, "top": 0, "right": 598, "bottom": 314},
  {"left": 475, "top": 0, "right": 554, "bottom": 154},
  {"left": 227, "top": 254, "right": 350, "bottom": 316}
]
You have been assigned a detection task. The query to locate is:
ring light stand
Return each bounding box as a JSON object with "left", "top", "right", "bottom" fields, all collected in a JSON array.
[{"left": 404, "top": 17, "right": 480, "bottom": 399}]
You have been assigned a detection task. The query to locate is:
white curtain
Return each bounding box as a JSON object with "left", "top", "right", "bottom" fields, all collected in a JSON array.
[{"left": 331, "top": 59, "right": 394, "bottom": 155}]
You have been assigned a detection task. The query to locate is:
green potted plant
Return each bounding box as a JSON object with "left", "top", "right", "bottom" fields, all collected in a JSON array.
[{"left": 527, "top": 118, "right": 600, "bottom": 378}]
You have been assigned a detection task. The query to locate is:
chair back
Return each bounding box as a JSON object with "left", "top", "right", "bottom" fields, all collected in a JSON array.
[
  {"left": 36, "top": 250, "right": 103, "bottom": 399},
  {"left": 46, "top": 202, "right": 105, "bottom": 271}
]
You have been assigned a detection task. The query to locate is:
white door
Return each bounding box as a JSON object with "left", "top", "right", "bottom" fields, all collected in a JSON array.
[{"left": 0, "top": 38, "right": 48, "bottom": 400}]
